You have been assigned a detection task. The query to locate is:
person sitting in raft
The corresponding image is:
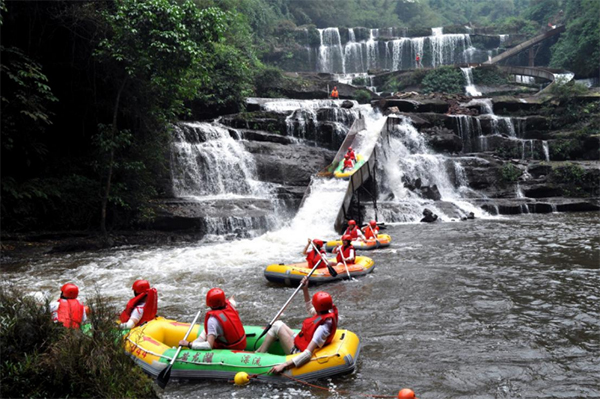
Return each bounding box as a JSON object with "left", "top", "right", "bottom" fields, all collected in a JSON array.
[
  {"left": 361, "top": 219, "right": 379, "bottom": 239},
  {"left": 256, "top": 277, "right": 338, "bottom": 374},
  {"left": 345, "top": 146, "right": 356, "bottom": 162},
  {"left": 342, "top": 155, "right": 355, "bottom": 172},
  {"left": 179, "top": 288, "right": 246, "bottom": 351},
  {"left": 333, "top": 234, "right": 356, "bottom": 265},
  {"left": 119, "top": 279, "right": 158, "bottom": 329},
  {"left": 331, "top": 86, "right": 339, "bottom": 99},
  {"left": 343, "top": 219, "right": 366, "bottom": 242},
  {"left": 303, "top": 238, "right": 327, "bottom": 269},
  {"left": 50, "top": 283, "right": 88, "bottom": 329}
]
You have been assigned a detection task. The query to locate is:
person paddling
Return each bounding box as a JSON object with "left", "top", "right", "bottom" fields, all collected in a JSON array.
[
  {"left": 345, "top": 146, "right": 356, "bottom": 162},
  {"left": 50, "top": 283, "right": 88, "bottom": 329},
  {"left": 333, "top": 234, "right": 356, "bottom": 265},
  {"left": 119, "top": 279, "right": 158, "bottom": 329},
  {"left": 303, "top": 238, "right": 327, "bottom": 269},
  {"left": 344, "top": 220, "right": 366, "bottom": 242},
  {"left": 179, "top": 288, "right": 246, "bottom": 351},
  {"left": 362, "top": 220, "right": 380, "bottom": 239},
  {"left": 256, "top": 277, "right": 338, "bottom": 374},
  {"left": 342, "top": 155, "right": 355, "bottom": 172}
]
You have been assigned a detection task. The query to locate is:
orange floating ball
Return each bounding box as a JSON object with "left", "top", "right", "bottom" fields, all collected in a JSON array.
[{"left": 398, "top": 388, "right": 418, "bottom": 399}]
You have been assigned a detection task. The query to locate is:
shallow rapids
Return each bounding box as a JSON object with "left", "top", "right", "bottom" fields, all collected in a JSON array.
[{"left": 2, "top": 212, "right": 599, "bottom": 398}]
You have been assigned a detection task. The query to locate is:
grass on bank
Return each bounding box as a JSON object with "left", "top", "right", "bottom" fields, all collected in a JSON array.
[{"left": 0, "top": 287, "right": 158, "bottom": 398}]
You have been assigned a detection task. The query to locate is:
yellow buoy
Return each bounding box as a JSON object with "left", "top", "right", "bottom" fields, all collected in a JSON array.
[{"left": 234, "top": 371, "right": 250, "bottom": 386}]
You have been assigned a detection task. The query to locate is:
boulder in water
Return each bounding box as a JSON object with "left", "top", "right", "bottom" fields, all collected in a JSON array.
[{"left": 420, "top": 208, "right": 439, "bottom": 223}]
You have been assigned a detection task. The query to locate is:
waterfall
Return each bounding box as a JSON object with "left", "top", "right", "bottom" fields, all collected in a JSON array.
[
  {"left": 318, "top": 28, "right": 345, "bottom": 73},
  {"left": 314, "top": 26, "right": 495, "bottom": 74},
  {"left": 376, "top": 116, "right": 485, "bottom": 221},
  {"left": 461, "top": 67, "right": 481, "bottom": 96},
  {"left": 543, "top": 141, "right": 550, "bottom": 161},
  {"left": 170, "top": 122, "right": 266, "bottom": 198}
]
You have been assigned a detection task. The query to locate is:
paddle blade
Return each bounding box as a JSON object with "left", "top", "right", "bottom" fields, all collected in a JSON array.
[
  {"left": 252, "top": 325, "right": 271, "bottom": 350},
  {"left": 327, "top": 263, "right": 338, "bottom": 277},
  {"left": 156, "top": 365, "right": 172, "bottom": 389}
]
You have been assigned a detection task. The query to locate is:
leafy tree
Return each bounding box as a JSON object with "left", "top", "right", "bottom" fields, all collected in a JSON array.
[
  {"left": 549, "top": 0, "right": 600, "bottom": 77},
  {"left": 94, "top": 0, "right": 226, "bottom": 236}
]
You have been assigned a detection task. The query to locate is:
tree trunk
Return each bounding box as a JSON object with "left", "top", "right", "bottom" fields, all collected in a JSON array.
[{"left": 100, "top": 78, "right": 127, "bottom": 239}]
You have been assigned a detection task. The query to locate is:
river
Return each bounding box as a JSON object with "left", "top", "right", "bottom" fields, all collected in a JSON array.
[{"left": 3, "top": 212, "right": 599, "bottom": 398}]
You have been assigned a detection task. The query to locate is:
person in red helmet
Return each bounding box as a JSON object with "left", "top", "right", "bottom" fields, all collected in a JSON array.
[
  {"left": 333, "top": 234, "right": 356, "bottom": 265},
  {"left": 179, "top": 288, "right": 246, "bottom": 351},
  {"left": 342, "top": 155, "right": 355, "bottom": 172},
  {"left": 256, "top": 277, "right": 338, "bottom": 374},
  {"left": 345, "top": 146, "right": 356, "bottom": 162},
  {"left": 50, "top": 283, "right": 88, "bottom": 329},
  {"left": 302, "top": 238, "right": 327, "bottom": 269},
  {"left": 362, "top": 219, "right": 380, "bottom": 239},
  {"left": 344, "top": 219, "right": 366, "bottom": 242},
  {"left": 119, "top": 279, "right": 158, "bottom": 329}
]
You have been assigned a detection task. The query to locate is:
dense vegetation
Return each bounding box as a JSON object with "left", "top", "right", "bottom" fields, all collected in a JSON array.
[
  {"left": 0, "top": 288, "right": 157, "bottom": 398},
  {"left": 1, "top": 0, "right": 598, "bottom": 234}
]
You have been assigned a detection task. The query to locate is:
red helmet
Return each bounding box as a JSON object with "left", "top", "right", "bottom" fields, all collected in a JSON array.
[
  {"left": 132, "top": 280, "right": 150, "bottom": 295},
  {"left": 348, "top": 220, "right": 356, "bottom": 226},
  {"left": 61, "top": 283, "right": 79, "bottom": 299},
  {"left": 370, "top": 220, "right": 377, "bottom": 226},
  {"left": 312, "top": 291, "right": 333, "bottom": 313},
  {"left": 313, "top": 239, "right": 323, "bottom": 246},
  {"left": 348, "top": 146, "right": 353, "bottom": 151},
  {"left": 342, "top": 234, "right": 352, "bottom": 241},
  {"left": 206, "top": 288, "right": 226, "bottom": 309}
]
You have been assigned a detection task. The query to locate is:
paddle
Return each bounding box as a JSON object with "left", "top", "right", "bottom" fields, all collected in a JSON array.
[
  {"left": 156, "top": 310, "right": 203, "bottom": 389},
  {"left": 337, "top": 244, "right": 352, "bottom": 280},
  {"left": 253, "top": 256, "right": 326, "bottom": 349},
  {"left": 368, "top": 225, "right": 381, "bottom": 248},
  {"left": 309, "top": 240, "right": 338, "bottom": 278}
]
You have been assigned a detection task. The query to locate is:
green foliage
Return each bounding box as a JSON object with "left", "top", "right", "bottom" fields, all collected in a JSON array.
[
  {"left": 354, "top": 89, "right": 371, "bottom": 104},
  {"left": 254, "top": 65, "right": 285, "bottom": 95},
  {"left": 550, "top": 162, "right": 590, "bottom": 196},
  {"left": 0, "top": 288, "right": 157, "bottom": 398},
  {"left": 549, "top": 0, "right": 599, "bottom": 76},
  {"left": 549, "top": 80, "right": 589, "bottom": 101},
  {"left": 472, "top": 66, "right": 509, "bottom": 86},
  {"left": 352, "top": 77, "right": 368, "bottom": 86},
  {"left": 421, "top": 66, "right": 465, "bottom": 94},
  {"left": 501, "top": 163, "right": 522, "bottom": 182}
]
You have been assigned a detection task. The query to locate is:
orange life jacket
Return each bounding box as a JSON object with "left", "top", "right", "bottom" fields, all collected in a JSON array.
[
  {"left": 205, "top": 300, "right": 246, "bottom": 350},
  {"left": 56, "top": 299, "right": 85, "bottom": 329},
  {"left": 362, "top": 225, "right": 379, "bottom": 239},
  {"left": 119, "top": 288, "right": 158, "bottom": 326},
  {"left": 294, "top": 305, "right": 338, "bottom": 351},
  {"left": 331, "top": 89, "right": 339, "bottom": 98}
]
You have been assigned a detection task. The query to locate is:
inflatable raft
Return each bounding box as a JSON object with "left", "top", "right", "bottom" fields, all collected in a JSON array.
[
  {"left": 325, "top": 234, "right": 391, "bottom": 252},
  {"left": 264, "top": 256, "right": 375, "bottom": 286},
  {"left": 124, "top": 317, "right": 360, "bottom": 382},
  {"left": 333, "top": 154, "right": 365, "bottom": 178}
]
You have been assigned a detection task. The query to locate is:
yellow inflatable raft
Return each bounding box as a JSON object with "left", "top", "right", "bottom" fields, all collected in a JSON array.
[
  {"left": 124, "top": 317, "right": 360, "bottom": 382},
  {"left": 333, "top": 154, "right": 365, "bottom": 178},
  {"left": 325, "top": 234, "right": 392, "bottom": 252},
  {"left": 264, "top": 256, "right": 375, "bottom": 286}
]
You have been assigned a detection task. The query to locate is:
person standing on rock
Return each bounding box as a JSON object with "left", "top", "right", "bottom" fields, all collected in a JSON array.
[
  {"left": 331, "top": 86, "right": 339, "bottom": 99},
  {"left": 119, "top": 279, "right": 158, "bottom": 329}
]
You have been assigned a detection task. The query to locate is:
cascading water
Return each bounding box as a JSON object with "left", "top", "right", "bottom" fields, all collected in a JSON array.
[
  {"left": 318, "top": 28, "right": 345, "bottom": 73},
  {"left": 461, "top": 67, "right": 481, "bottom": 96},
  {"left": 543, "top": 141, "right": 550, "bottom": 161},
  {"left": 376, "top": 116, "right": 486, "bottom": 222}
]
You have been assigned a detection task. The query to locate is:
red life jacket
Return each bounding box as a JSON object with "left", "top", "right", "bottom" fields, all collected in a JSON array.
[
  {"left": 346, "top": 151, "right": 356, "bottom": 161},
  {"left": 119, "top": 288, "right": 158, "bottom": 325},
  {"left": 343, "top": 158, "right": 354, "bottom": 170},
  {"left": 294, "top": 305, "right": 339, "bottom": 351},
  {"left": 344, "top": 226, "right": 359, "bottom": 240},
  {"left": 336, "top": 244, "right": 355, "bottom": 264},
  {"left": 362, "top": 225, "right": 379, "bottom": 239},
  {"left": 205, "top": 300, "right": 246, "bottom": 350},
  {"left": 56, "top": 299, "right": 85, "bottom": 329},
  {"left": 307, "top": 247, "right": 327, "bottom": 269}
]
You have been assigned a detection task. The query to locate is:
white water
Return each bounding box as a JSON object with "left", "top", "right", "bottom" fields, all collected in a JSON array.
[
  {"left": 543, "top": 140, "right": 550, "bottom": 161},
  {"left": 461, "top": 67, "right": 481, "bottom": 96}
]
